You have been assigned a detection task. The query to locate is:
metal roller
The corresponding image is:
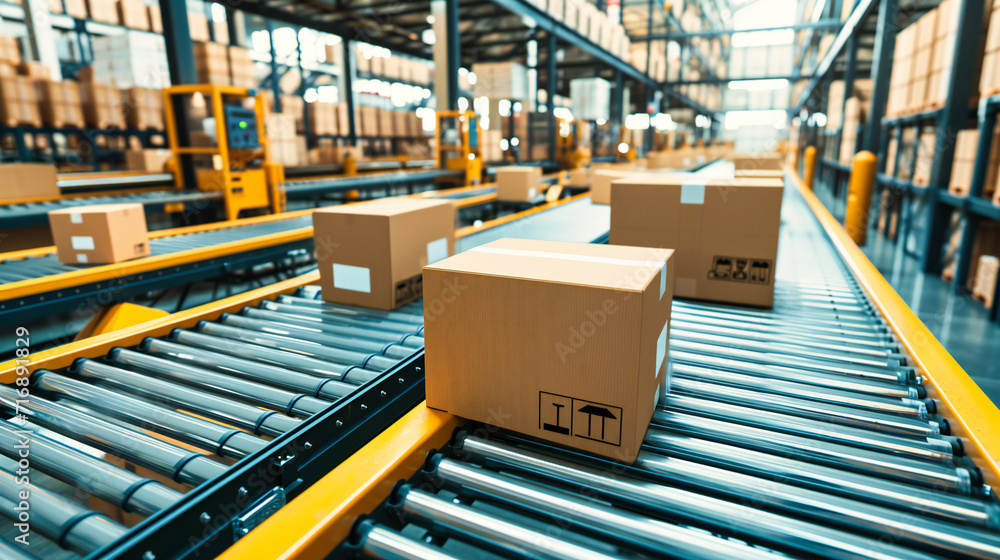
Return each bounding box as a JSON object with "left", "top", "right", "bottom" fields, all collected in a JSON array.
[
  {"left": 169, "top": 329, "right": 379, "bottom": 384},
  {"left": 139, "top": 339, "right": 356, "bottom": 401},
  {"left": 109, "top": 348, "right": 331, "bottom": 418},
  {"left": 671, "top": 319, "right": 900, "bottom": 356},
  {"left": 671, "top": 300, "right": 886, "bottom": 332},
  {"left": 0, "top": 539, "right": 43, "bottom": 560},
  {"left": 649, "top": 413, "right": 974, "bottom": 493},
  {"left": 434, "top": 444, "right": 939, "bottom": 560},
  {"left": 659, "top": 396, "right": 957, "bottom": 462},
  {"left": 241, "top": 307, "right": 425, "bottom": 348},
  {"left": 73, "top": 358, "right": 300, "bottom": 437},
  {"left": 352, "top": 521, "right": 462, "bottom": 560},
  {"left": 0, "top": 385, "right": 225, "bottom": 485},
  {"left": 260, "top": 301, "right": 424, "bottom": 335},
  {"left": 0, "top": 469, "right": 128, "bottom": 556},
  {"left": 275, "top": 295, "right": 425, "bottom": 325},
  {"left": 219, "top": 314, "right": 415, "bottom": 360},
  {"left": 34, "top": 371, "right": 267, "bottom": 459},
  {"left": 671, "top": 350, "right": 922, "bottom": 397},
  {"left": 670, "top": 339, "right": 915, "bottom": 384},
  {"left": 196, "top": 321, "right": 398, "bottom": 371},
  {"left": 643, "top": 430, "right": 1000, "bottom": 529},
  {"left": 392, "top": 486, "right": 631, "bottom": 560},
  {"left": 0, "top": 419, "right": 181, "bottom": 516},
  {"left": 670, "top": 314, "right": 896, "bottom": 348},
  {"left": 672, "top": 362, "right": 930, "bottom": 418}
]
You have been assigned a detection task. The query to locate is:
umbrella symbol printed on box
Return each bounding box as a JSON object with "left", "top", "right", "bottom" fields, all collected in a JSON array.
[{"left": 578, "top": 404, "right": 617, "bottom": 440}]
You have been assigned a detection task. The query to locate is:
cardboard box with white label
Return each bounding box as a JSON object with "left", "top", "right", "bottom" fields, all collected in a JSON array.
[
  {"left": 49, "top": 204, "right": 150, "bottom": 265},
  {"left": 424, "top": 238, "right": 674, "bottom": 462},
  {"left": 610, "top": 176, "right": 783, "bottom": 307},
  {"left": 313, "top": 198, "right": 456, "bottom": 310},
  {"left": 495, "top": 166, "right": 543, "bottom": 203}
]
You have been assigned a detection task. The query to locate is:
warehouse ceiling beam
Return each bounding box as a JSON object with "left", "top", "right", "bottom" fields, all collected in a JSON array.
[
  {"left": 631, "top": 19, "right": 842, "bottom": 40},
  {"left": 791, "top": 0, "right": 877, "bottom": 114}
]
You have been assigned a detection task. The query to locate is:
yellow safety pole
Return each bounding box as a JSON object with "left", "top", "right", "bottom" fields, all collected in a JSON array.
[
  {"left": 845, "top": 150, "right": 878, "bottom": 246},
  {"left": 803, "top": 146, "right": 817, "bottom": 190}
]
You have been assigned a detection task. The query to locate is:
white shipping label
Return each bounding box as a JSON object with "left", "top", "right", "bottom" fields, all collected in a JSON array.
[
  {"left": 70, "top": 212, "right": 83, "bottom": 224},
  {"left": 680, "top": 181, "right": 706, "bottom": 205},
  {"left": 655, "top": 320, "right": 668, "bottom": 378},
  {"left": 332, "top": 264, "right": 371, "bottom": 293},
  {"left": 528, "top": 187, "right": 538, "bottom": 199},
  {"left": 659, "top": 263, "right": 667, "bottom": 299},
  {"left": 426, "top": 237, "right": 449, "bottom": 264},
  {"left": 76, "top": 254, "right": 88, "bottom": 263},
  {"left": 71, "top": 236, "right": 95, "bottom": 251}
]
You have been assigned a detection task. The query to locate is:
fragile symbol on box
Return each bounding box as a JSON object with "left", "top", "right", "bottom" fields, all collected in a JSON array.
[
  {"left": 707, "top": 256, "right": 773, "bottom": 285},
  {"left": 539, "top": 392, "right": 622, "bottom": 446}
]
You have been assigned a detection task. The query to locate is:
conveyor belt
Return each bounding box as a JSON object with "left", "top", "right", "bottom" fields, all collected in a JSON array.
[
  {"left": 56, "top": 172, "right": 176, "bottom": 191},
  {"left": 0, "top": 287, "right": 425, "bottom": 558},
  {"left": 221, "top": 163, "right": 1000, "bottom": 560},
  {"left": 0, "top": 213, "right": 315, "bottom": 329},
  {"left": 282, "top": 169, "right": 464, "bottom": 198},
  {"left": 0, "top": 190, "right": 222, "bottom": 229}
]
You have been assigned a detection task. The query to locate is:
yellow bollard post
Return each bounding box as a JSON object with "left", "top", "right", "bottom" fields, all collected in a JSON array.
[
  {"left": 803, "top": 146, "right": 817, "bottom": 191},
  {"left": 845, "top": 150, "right": 878, "bottom": 246}
]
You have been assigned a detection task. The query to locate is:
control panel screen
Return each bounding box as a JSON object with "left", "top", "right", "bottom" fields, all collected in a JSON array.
[{"left": 224, "top": 105, "right": 260, "bottom": 150}]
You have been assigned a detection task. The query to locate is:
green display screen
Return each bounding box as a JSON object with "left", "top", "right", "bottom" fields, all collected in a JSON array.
[{"left": 239, "top": 121, "right": 248, "bottom": 129}]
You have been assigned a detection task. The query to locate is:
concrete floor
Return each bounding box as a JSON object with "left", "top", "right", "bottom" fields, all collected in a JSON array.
[{"left": 860, "top": 226, "right": 1000, "bottom": 407}]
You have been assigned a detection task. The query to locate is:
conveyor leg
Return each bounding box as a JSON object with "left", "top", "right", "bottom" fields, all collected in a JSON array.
[{"left": 845, "top": 150, "right": 877, "bottom": 246}]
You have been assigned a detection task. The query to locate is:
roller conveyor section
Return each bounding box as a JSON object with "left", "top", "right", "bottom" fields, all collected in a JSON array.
[
  {"left": 0, "top": 290, "right": 426, "bottom": 559},
  {"left": 282, "top": 169, "right": 465, "bottom": 198},
  {"left": 315, "top": 174, "right": 1000, "bottom": 560},
  {"left": 0, "top": 189, "right": 222, "bottom": 229}
]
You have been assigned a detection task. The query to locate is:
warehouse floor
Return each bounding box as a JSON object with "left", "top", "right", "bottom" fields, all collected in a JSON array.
[{"left": 861, "top": 226, "right": 1000, "bottom": 407}]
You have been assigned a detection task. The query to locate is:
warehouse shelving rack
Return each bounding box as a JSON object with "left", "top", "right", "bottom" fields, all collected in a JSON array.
[{"left": 797, "top": 0, "right": 1000, "bottom": 324}]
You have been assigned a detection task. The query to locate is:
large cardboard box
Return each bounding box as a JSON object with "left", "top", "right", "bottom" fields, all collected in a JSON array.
[
  {"left": 120, "top": 87, "right": 164, "bottom": 130},
  {"left": 228, "top": 46, "right": 255, "bottom": 89},
  {"left": 424, "top": 238, "right": 674, "bottom": 462},
  {"left": 36, "top": 80, "right": 85, "bottom": 128},
  {"left": 193, "top": 41, "right": 230, "bottom": 86},
  {"left": 496, "top": 166, "right": 543, "bottom": 202},
  {"left": 313, "top": 198, "right": 456, "bottom": 310},
  {"left": 0, "top": 164, "right": 59, "bottom": 202},
  {"left": 0, "top": 36, "right": 21, "bottom": 66},
  {"left": 49, "top": 204, "right": 150, "bottom": 265},
  {"left": 125, "top": 149, "right": 172, "bottom": 172},
  {"left": 610, "top": 176, "right": 783, "bottom": 306},
  {"left": 732, "top": 153, "right": 783, "bottom": 171},
  {"left": 0, "top": 74, "right": 42, "bottom": 127},
  {"left": 80, "top": 81, "right": 124, "bottom": 129},
  {"left": 118, "top": 0, "right": 149, "bottom": 30}
]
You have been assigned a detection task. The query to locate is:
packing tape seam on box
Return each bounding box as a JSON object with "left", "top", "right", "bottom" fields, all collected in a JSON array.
[
  {"left": 332, "top": 263, "right": 371, "bottom": 293},
  {"left": 470, "top": 246, "right": 668, "bottom": 297},
  {"left": 656, "top": 319, "right": 668, "bottom": 379}
]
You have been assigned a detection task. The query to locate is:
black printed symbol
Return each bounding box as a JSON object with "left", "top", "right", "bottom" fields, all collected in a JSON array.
[
  {"left": 708, "top": 256, "right": 774, "bottom": 285},
  {"left": 539, "top": 392, "right": 572, "bottom": 435},
  {"left": 578, "top": 405, "right": 616, "bottom": 440},
  {"left": 708, "top": 258, "right": 732, "bottom": 279}
]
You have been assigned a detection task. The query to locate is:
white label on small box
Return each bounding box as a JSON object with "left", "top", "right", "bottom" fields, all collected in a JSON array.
[
  {"left": 77, "top": 254, "right": 88, "bottom": 263},
  {"left": 71, "top": 236, "right": 95, "bottom": 250},
  {"left": 656, "top": 320, "right": 668, "bottom": 378},
  {"left": 70, "top": 212, "right": 83, "bottom": 224},
  {"left": 659, "top": 263, "right": 667, "bottom": 299},
  {"left": 332, "top": 264, "right": 371, "bottom": 293},
  {"left": 426, "top": 237, "right": 449, "bottom": 264},
  {"left": 529, "top": 187, "right": 537, "bottom": 199},
  {"left": 680, "top": 181, "right": 706, "bottom": 204}
]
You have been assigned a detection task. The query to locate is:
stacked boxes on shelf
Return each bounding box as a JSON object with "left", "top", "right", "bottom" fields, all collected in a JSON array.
[
  {"left": 356, "top": 48, "right": 433, "bottom": 85},
  {"left": 266, "top": 113, "right": 303, "bottom": 167},
  {"left": 307, "top": 102, "right": 338, "bottom": 136},
  {"left": 838, "top": 97, "right": 865, "bottom": 164},
  {"left": 949, "top": 124, "right": 1000, "bottom": 197},
  {"left": 982, "top": 4, "right": 1000, "bottom": 98},
  {"left": 912, "top": 132, "right": 936, "bottom": 187},
  {"left": 228, "top": 46, "right": 256, "bottom": 88},
  {"left": 87, "top": 0, "right": 120, "bottom": 25},
  {"left": 117, "top": 0, "right": 149, "bottom": 30},
  {"left": 120, "top": 87, "right": 163, "bottom": 130},
  {"left": 193, "top": 42, "right": 230, "bottom": 86},
  {"left": 36, "top": 80, "right": 85, "bottom": 128},
  {"left": 79, "top": 72, "right": 125, "bottom": 129},
  {"left": 0, "top": 64, "right": 43, "bottom": 127},
  {"left": 90, "top": 32, "right": 170, "bottom": 89}
]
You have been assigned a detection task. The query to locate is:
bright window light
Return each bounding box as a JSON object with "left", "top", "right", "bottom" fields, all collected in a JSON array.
[
  {"left": 467, "top": 72, "right": 477, "bottom": 85},
  {"left": 317, "top": 85, "right": 338, "bottom": 103},
  {"left": 653, "top": 113, "right": 675, "bottom": 131},
  {"left": 553, "top": 107, "right": 574, "bottom": 121},
  {"left": 422, "top": 29, "right": 436, "bottom": 45},
  {"left": 511, "top": 137, "right": 520, "bottom": 147},
  {"left": 499, "top": 100, "right": 512, "bottom": 117},
  {"left": 303, "top": 88, "right": 319, "bottom": 103},
  {"left": 732, "top": 0, "right": 795, "bottom": 47},
  {"left": 211, "top": 3, "right": 226, "bottom": 22},
  {"left": 728, "top": 79, "right": 790, "bottom": 91},
  {"left": 625, "top": 113, "right": 650, "bottom": 130},
  {"left": 695, "top": 115, "right": 711, "bottom": 128},
  {"left": 427, "top": 15, "right": 435, "bottom": 24},
  {"left": 724, "top": 109, "right": 788, "bottom": 131},
  {"left": 500, "top": 139, "right": 510, "bottom": 150},
  {"left": 813, "top": 112, "right": 828, "bottom": 127},
  {"left": 596, "top": 118, "right": 606, "bottom": 125},
  {"left": 618, "top": 142, "right": 629, "bottom": 154},
  {"left": 457, "top": 97, "right": 469, "bottom": 112}
]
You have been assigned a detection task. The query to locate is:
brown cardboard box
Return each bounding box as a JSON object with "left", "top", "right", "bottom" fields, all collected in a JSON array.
[
  {"left": 974, "top": 255, "right": 999, "bottom": 309},
  {"left": 86, "top": 0, "right": 120, "bottom": 24},
  {"left": 0, "top": 75, "right": 42, "bottom": 127},
  {"left": 36, "top": 80, "right": 85, "bottom": 128},
  {"left": 80, "top": 81, "right": 125, "bottom": 128},
  {"left": 17, "top": 62, "right": 50, "bottom": 80},
  {"left": 49, "top": 203, "right": 150, "bottom": 265},
  {"left": 732, "top": 154, "right": 783, "bottom": 171},
  {"left": 64, "top": 0, "right": 88, "bottom": 17},
  {"left": 125, "top": 149, "right": 172, "bottom": 172},
  {"left": 120, "top": 87, "right": 164, "bottom": 130},
  {"left": 496, "top": 166, "right": 543, "bottom": 202},
  {"left": 313, "top": 198, "right": 456, "bottom": 310},
  {"left": 591, "top": 169, "right": 640, "bottom": 205},
  {"left": 610, "top": 176, "right": 783, "bottom": 306},
  {"left": 193, "top": 41, "right": 230, "bottom": 85},
  {"left": 189, "top": 11, "right": 210, "bottom": 43},
  {"left": 228, "top": 46, "right": 255, "bottom": 88},
  {"left": 118, "top": 0, "right": 149, "bottom": 30},
  {"left": 148, "top": 4, "right": 163, "bottom": 33},
  {"left": 424, "top": 238, "right": 673, "bottom": 462},
  {"left": 0, "top": 37, "right": 20, "bottom": 66},
  {"left": 0, "top": 163, "right": 59, "bottom": 201}
]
